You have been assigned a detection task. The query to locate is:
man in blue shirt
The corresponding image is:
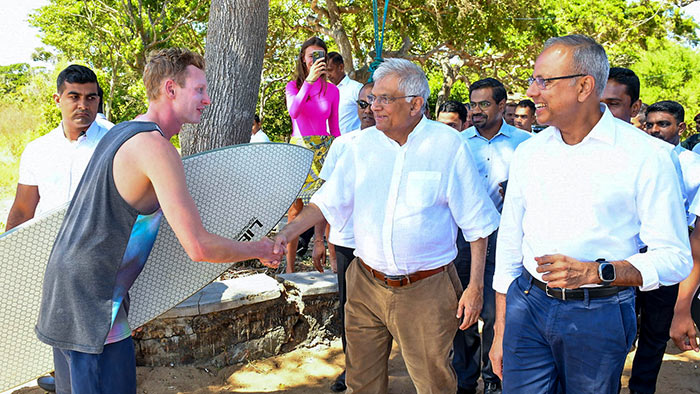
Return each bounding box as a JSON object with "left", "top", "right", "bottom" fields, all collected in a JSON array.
[{"left": 453, "top": 78, "right": 530, "bottom": 394}]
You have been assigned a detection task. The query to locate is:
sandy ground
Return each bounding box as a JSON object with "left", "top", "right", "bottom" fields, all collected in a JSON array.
[{"left": 12, "top": 338, "right": 699, "bottom": 394}]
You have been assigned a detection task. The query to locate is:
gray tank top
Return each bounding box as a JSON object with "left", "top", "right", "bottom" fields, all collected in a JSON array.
[{"left": 36, "top": 121, "right": 164, "bottom": 354}]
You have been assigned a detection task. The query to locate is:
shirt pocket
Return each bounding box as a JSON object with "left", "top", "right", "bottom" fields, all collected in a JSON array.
[{"left": 406, "top": 171, "right": 442, "bottom": 208}]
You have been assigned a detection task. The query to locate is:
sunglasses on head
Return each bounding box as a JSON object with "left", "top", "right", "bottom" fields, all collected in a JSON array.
[{"left": 356, "top": 100, "right": 370, "bottom": 109}]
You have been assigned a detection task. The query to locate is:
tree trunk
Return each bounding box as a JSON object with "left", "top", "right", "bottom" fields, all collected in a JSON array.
[
  {"left": 326, "top": 0, "right": 355, "bottom": 74},
  {"left": 436, "top": 57, "right": 455, "bottom": 115},
  {"left": 180, "top": 0, "right": 269, "bottom": 155}
]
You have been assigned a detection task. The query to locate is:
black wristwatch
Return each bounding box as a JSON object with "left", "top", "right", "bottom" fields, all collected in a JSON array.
[{"left": 596, "top": 258, "right": 616, "bottom": 285}]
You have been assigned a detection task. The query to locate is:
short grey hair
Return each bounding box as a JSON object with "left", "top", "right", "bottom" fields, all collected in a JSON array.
[
  {"left": 373, "top": 58, "right": 430, "bottom": 111},
  {"left": 544, "top": 34, "right": 609, "bottom": 97}
]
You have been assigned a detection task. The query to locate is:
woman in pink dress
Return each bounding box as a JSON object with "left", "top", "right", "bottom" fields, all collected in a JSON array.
[{"left": 285, "top": 36, "right": 340, "bottom": 273}]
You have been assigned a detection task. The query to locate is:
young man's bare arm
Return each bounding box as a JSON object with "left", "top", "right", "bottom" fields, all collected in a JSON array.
[
  {"left": 5, "top": 184, "right": 39, "bottom": 231},
  {"left": 115, "top": 132, "right": 281, "bottom": 265}
]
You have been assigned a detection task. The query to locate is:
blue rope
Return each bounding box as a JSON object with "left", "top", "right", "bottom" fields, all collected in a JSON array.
[{"left": 368, "top": 0, "right": 389, "bottom": 82}]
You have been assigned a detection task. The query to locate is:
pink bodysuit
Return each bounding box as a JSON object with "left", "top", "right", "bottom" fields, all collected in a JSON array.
[{"left": 286, "top": 79, "right": 341, "bottom": 137}]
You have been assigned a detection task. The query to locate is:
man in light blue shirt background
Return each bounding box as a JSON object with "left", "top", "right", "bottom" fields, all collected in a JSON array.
[{"left": 446, "top": 78, "right": 530, "bottom": 394}]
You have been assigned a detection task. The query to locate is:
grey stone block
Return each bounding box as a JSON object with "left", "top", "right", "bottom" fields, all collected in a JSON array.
[
  {"left": 159, "top": 274, "right": 282, "bottom": 318},
  {"left": 277, "top": 272, "right": 338, "bottom": 296}
]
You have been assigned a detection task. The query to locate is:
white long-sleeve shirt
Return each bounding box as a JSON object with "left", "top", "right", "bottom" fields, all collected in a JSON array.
[
  {"left": 494, "top": 108, "right": 691, "bottom": 293},
  {"left": 311, "top": 117, "right": 500, "bottom": 275}
]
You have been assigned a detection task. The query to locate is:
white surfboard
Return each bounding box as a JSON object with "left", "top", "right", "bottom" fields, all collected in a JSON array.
[{"left": 0, "top": 142, "right": 313, "bottom": 392}]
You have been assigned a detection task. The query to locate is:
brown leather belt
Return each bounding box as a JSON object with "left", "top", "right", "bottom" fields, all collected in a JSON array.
[{"left": 359, "top": 259, "right": 448, "bottom": 287}]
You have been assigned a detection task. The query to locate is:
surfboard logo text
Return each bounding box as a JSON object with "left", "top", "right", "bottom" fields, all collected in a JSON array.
[{"left": 236, "top": 218, "right": 264, "bottom": 241}]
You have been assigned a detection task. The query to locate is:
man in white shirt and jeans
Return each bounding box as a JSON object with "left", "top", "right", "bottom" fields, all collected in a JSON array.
[
  {"left": 274, "top": 58, "right": 500, "bottom": 393},
  {"left": 489, "top": 35, "right": 692, "bottom": 394},
  {"left": 326, "top": 52, "right": 362, "bottom": 134}
]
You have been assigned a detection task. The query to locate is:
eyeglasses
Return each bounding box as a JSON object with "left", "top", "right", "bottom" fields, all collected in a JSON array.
[
  {"left": 356, "top": 99, "right": 371, "bottom": 109},
  {"left": 468, "top": 101, "right": 493, "bottom": 111},
  {"left": 527, "top": 74, "right": 587, "bottom": 90},
  {"left": 367, "top": 94, "right": 419, "bottom": 105}
]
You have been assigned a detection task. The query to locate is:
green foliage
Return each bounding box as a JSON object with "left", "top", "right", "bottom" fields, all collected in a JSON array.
[
  {"left": 0, "top": 64, "right": 31, "bottom": 98},
  {"left": 2, "top": 0, "right": 698, "bottom": 157},
  {"left": 0, "top": 66, "right": 55, "bottom": 203},
  {"left": 260, "top": 0, "right": 698, "bottom": 130}
]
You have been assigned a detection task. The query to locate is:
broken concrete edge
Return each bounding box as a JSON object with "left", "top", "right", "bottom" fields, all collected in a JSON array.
[{"left": 158, "top": 272, "right": 339, "bottom": 319}]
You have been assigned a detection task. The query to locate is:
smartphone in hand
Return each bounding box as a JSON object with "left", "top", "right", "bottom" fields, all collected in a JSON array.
[{"left": 312, "top": 50, "right": 325, "bottom": 64}]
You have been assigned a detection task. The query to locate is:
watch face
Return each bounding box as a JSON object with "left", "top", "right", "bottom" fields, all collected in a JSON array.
[{"left": 601, "top": 263, "right": 615, "bottom": 281}]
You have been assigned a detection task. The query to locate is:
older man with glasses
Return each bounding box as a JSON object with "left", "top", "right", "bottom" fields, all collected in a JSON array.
[
  {"left": 274, "top": 58, "right": 500, "bottom": 393},
  {"left": 489, "top": 34, "right": 692, "bottom": 394}
]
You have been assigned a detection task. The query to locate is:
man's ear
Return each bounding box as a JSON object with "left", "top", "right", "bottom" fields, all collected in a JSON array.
[
  {"left": 411, "top": 97, "right": 425, "bottom": 116},
  {"left": 497, "top": 99, "right": 506, "bottom": 115},
  {"left": 630, "top": 99, "right": 642, "bottom": 118},
  {"left": 577, "top": 75, "right": 596, "bottom": 102},
  {"left": 678, "top": 121, "right": 687, "bottom": 137},
  {"left": 164, "top": 79, "right": 176, "bottom": 99},
  {"left": 53, "top": 93, "right": 61, "bottom": 106}
]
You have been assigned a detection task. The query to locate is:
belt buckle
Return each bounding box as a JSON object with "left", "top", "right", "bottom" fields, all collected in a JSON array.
[
  {"left": 385, "top": 274, "right": 407, "bottom": 286},
  {"left": 545, "top": 286, "right": 566, "bottom": 301}
]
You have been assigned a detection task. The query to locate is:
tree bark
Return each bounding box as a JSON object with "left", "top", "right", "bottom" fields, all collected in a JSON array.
[{"left": 180, "top": 0, "right": 269, "bottom": 155}]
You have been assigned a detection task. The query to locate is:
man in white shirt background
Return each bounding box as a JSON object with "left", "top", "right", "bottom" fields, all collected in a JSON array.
[
  {"left": 250, "top": 114, "right": 270, "bottom": 143},
  {"left": 455, "top": 78, "right": 530, "bottom": 394},
  {"left": 326, "top": 52, "right": 362, "bottom": 135},
  {"left": 6, "top": 64, "right": 111, "bottom": 230},
  {"left": 644, "top": 100, "right": 700, "bottom": 377},
  {"left": 274, "top": 58, "right": 500, "bottom": 393},
  {"left": 602, "top": 67, "right": 700, "bottom": 394},
  {"left": 489, "top": 35, "right": 692, "bottom": 394}
]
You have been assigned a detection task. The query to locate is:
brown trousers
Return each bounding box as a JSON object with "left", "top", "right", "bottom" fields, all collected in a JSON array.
[{"left": 345, "top": 258, "right": 463, "bottom": 393}]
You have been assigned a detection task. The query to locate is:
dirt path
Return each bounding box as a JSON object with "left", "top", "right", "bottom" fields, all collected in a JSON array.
[{"left": 12, "top": 338, "right": 699, "bottom": 393}]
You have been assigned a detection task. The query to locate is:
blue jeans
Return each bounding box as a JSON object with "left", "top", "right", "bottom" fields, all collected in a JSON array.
[
  {"left": 502, "top": 272, "right": 636, "bottom": 394},
  {"left": 452, "top": 229, "right": 498, "bottom": 390},
  {"left": 53, "top": 337, "right": 136, "bottom": 394}
]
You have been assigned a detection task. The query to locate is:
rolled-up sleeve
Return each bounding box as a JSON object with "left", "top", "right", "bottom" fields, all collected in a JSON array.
[
  {"left": 448, "top": 143, "right": 500, "bottom": 242},
  {"left": 628, "top": 147, "right": 692, "bottom": 291},
  {"left": 493, "top": 151, "right": 526, "bottom": 294}
]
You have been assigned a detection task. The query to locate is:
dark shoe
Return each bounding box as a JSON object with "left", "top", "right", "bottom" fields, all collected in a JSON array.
[
  {"left": 457, "top": 387, "right": 477, "bottom": 394},
  {"left": 37, "top": 375, "right": 56, "bottom": 392},
  {"left": 330, "top": 370, "right": 347, "bottom": 392},
  {"left": 484, "top": 381, "right": 502, "bottom": 394}
]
